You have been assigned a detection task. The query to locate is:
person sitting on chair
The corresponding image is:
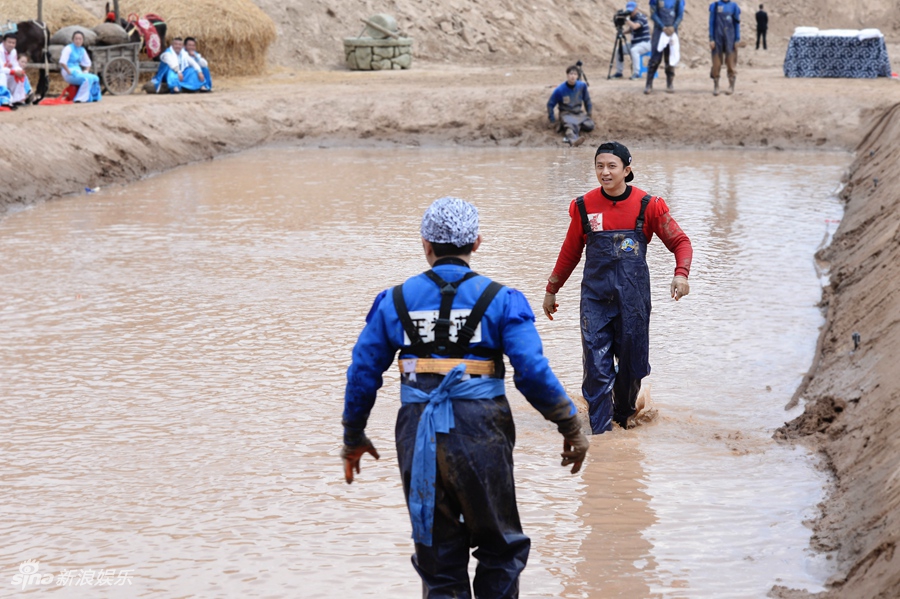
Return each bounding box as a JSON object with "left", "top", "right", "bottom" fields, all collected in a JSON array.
[
  {"left": 59, "top": 31, "right": 102, "bottom": 103},
  {"left": 151, "top": 37, "right": 206, "bottom": 93},
  {"left": 614, "top": 2, "right": 652, "bottom": 80}
]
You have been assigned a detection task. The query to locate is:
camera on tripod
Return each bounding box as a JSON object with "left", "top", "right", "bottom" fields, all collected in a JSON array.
[{"left": 613, "top": 9, "right": 631, "bottom": 31}]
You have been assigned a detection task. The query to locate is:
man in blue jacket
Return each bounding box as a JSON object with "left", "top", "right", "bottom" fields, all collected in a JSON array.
[
  {"left": 547, "top": 65, "right": 594, "bottom": 146},
  {"left": 341, "top": 197, "right": 590, "bottom": 599},
  {"left": 645, "top": 0, "right": 685, "bottom": 94},
  {"left": 709, "top": 0, "right": 741, "bottom": 95}
]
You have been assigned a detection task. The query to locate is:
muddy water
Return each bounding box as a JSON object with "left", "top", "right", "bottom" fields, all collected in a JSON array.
[{"left": 0, "top": 147, "right": 845, "bottom": 598}]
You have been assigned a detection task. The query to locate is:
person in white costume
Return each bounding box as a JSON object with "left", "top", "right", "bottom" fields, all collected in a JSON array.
[
  {"left": 152, "top": 37, "right": 208, "bottom": 93},
  {"left": 1, "top": 33, "right": 30, "bottom": 107}
]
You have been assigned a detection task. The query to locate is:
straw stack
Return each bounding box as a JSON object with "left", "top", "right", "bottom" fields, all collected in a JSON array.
[
  {"left": 123, "top": 0, "right": 277, "bottom": 75},
  {"left": 0, "top": 0, "right": 98, "bottom": 31}
]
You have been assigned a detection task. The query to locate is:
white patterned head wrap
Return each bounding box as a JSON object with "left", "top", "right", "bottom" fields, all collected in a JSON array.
[{"left": 420, "top": 197, "right": 480, "bottom": 246}]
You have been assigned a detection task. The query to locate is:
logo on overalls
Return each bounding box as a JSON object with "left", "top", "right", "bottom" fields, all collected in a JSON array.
[{"left": 620, "top": 238, "right": 637, "bottom": 252}]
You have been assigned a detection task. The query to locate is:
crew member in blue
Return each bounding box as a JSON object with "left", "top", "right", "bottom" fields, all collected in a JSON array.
[
  {"left": 542, "top": 142, "right": 693, "bottom": 434},
  {"left": 645, "top": 0, "right": 685, "bottom": 94},
  {"left": 615, "top": 1, "right": 652, "bottom": 80},
  {"left": 547, "top": 65, "right": 594, "bottom": 146},
  {"left": 342, "top": 197, "right": 590, "bottom": 599},
  {"left": 709, "top": 0, "right": 741, "bottom": 95}
]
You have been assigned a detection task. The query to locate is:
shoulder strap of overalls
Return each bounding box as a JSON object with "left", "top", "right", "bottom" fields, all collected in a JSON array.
[
  {"left": 574, "top": 196, "right": 590, "bottom": 235},
  {"left": 423, "top": 269, "right": 478, "bottom": 353},
  {"left": 635, "top": 194, "right": 652, "bottom": 234},
  {"left": 392, "top": 284, "right": 421, "bottom": 345},
  {"left": 456, "top": 281, "right": 505, "bottom": 349}
]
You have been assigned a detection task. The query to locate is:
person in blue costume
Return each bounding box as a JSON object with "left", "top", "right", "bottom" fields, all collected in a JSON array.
[
  {"left": 645, "top": 0, "right": 684, "bottom": 94},
  {"left": 709, "top": 0, "right": 741, "bottom": 95},
  {"left": 547, "top": 65, "right": 594, "bottom": 146},
  {"left": 58, "top": 31, "right": 101, "bottom": 103},
  {"left": 341, "top": 197, "right": 590, "bottom": 599},
  {"left": 151, "top": 37, "right": 209, "bottom": 94},
  {"left": 184, "top": 38, "right": 212, "bottom": 92}
]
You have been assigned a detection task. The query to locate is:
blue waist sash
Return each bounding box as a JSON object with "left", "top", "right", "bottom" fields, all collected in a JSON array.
[{"left": 400, "top": 363, "right": 505, "bottom": 547}]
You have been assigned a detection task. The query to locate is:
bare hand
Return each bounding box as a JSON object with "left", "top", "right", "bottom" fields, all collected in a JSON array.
[
  {"left": 670, "top": 276, "right": 690, "bottom": 301},
  {"left": 664, "top": 26, "right": 675, "bottom": 36},
  {"left": 199, "top": 72, "right": 206, "bottom": 82},
  {"left": 542, "top": 292, "right": 559, "bottom": 320},
  {"left": 709, "top": 40, "right": 717, "bottom": 51},
  {"left": 178, "top": 72, "right": 184, "bottom": 82},
  {"left": 341, "top": 438, "right": 380, "bottom": 484}
]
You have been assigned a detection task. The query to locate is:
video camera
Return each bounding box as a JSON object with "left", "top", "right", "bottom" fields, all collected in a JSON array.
[{"left": 613, "top": 9, "right": 631, "bottom": 31}]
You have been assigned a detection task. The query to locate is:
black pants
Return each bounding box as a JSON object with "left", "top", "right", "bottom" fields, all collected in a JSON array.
[
  {"left": 396, "top": 386, "right": 530, "bottom": 599},
  {"left": 756, "top": 30, "right": 767, "bottom": 49}
]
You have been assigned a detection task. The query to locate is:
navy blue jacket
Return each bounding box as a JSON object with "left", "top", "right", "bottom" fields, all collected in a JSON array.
[
  {"left": 650, "top": 0, "right": 685, "bottom": 30},
  {"left": 709, "top": 0, "right": 741, "bottom": 48},
  {"left": 547, "top": 80, "right": 592, "bottom": 122}
]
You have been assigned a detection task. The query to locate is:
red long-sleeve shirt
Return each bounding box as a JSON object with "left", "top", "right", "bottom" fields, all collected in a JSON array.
[{"left": 546, "top": 185, "right": 693, "bottom": 294}]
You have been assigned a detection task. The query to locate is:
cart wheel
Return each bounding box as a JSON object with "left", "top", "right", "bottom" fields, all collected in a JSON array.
[{"left": 103, "top": 57, "right": 139, "bottom": 95}]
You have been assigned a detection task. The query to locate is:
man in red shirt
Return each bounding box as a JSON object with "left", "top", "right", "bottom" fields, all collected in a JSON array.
[{"left": 542, "top": 142, "right": 693, "bottom": 434}]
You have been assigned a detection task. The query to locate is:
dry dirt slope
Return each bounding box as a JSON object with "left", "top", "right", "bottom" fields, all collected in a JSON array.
[{"left": 74, "top": 0, "right": 899, "bottom": 69}]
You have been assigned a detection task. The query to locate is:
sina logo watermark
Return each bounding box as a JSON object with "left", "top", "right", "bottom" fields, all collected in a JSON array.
[{"left": 11, "top": 559, "right": 53, "bottom": 589}]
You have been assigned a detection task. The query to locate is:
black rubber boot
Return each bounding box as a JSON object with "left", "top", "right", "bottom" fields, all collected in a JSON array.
[
  {"left": 665, "top": 72, "right": 674, "bottom": 93},
  {"left": 713, "top": 78, "right": 720, "bottom": 96},
  {"left": 726, "top": 75, "right": 736, "bottom": 95}
]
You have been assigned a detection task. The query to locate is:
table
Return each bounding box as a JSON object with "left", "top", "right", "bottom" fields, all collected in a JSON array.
[{"left": 783, "top": 33, "right": 892, "bottom": 78}]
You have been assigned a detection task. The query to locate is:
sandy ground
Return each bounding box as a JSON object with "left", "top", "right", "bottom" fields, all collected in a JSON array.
[
  {"left": 1, "top": 39, "right": 900, "bottom": 598},
  {"left": 1, "top": 52, "right": 898, "bottom": 208}
]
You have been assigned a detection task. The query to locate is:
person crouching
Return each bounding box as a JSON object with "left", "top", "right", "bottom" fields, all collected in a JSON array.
[
  {"left": 547, "top": 65, "right": 594, "bottom": 147},
  {"left": 151, "top": 37, "right": 208, "bottom": 94},
  {"left": 184, "top": 37, "right": 212, "bottom": 92}
]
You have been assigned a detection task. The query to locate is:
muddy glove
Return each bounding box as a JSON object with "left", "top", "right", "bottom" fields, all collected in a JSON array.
[
  {"left": 542, "top": 292, "right": 559, "bottom": 320},
  {"left": 341, "top": 434, "right": 380, "bottom": 484},
  {"left": 556, "top": 414, "right": 589, "bottom": 474},
  {"left": 670, "top": 275, "right": 690, "bottom": 301}
]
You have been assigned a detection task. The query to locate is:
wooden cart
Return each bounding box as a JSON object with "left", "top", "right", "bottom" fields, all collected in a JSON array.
[{"left": 91, "top": 42, "right": 160, "bottom": 96}]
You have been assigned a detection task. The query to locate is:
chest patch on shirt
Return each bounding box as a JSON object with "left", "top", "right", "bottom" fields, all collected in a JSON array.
[
  {"left": 403, "top": 310, "right": 483, "bottom": 345},
  {"left": 588, "top": 212, "right": 603, "bottom": 232}
]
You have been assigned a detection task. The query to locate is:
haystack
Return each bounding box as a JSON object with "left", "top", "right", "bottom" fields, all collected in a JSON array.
[
  {"left": 122, "top": 0, "right": 276, "bottom": 75},
  {"left": 0, "top": 0, "right": 98, "bottom": 31}
]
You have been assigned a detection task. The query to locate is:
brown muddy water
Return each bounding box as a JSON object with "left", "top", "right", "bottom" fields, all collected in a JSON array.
[{"left": 0, "top": 147, "right": 847, "bottom": 598}]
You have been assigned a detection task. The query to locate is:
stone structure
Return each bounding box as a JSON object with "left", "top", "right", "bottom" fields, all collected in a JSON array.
[{"left": 344, "top": 14, "right": 413, "bottom": 70}]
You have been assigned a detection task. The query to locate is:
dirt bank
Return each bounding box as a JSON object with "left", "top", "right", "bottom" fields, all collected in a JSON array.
[
  {"left": 70, "top": 0, "right": 900, "bottom": 70},
  {"left": 1, "top": 60, "right": 897, "bottom": 209},
  {"left": 773, "top": 101, "right": 900, "bottom": 599}
]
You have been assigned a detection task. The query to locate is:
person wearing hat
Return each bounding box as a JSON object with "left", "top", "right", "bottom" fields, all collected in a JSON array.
[
  {"left": 547, "top": 65, "right": 594, "bottom": 146},
  {"left": 709, "top": 0, "right": 742, "bottom": 95},
  {"left": 645, "top": 0, "right": 685, "bottom": 94},
  {"left": 614, "top": 2, "right": 652, "bottom": 80},
  {"left": 542, "top": 142, "right": 693, "bottom": 434},
  {"left": 341, "top": 197, "right": 590, "bottom": 598}
]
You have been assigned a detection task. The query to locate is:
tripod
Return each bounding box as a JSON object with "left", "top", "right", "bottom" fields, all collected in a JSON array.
[{"left": 606, "top": 28, "right": 628, "bottom": 79}]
